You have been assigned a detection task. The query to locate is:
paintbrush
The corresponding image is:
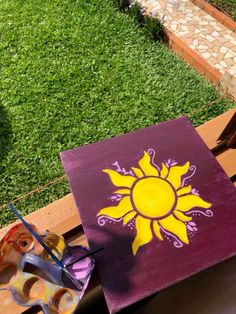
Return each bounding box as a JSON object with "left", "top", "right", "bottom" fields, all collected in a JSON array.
[
  {"left": 65, "top": 246, "right": 103, "bottom": 267},
  {"left": 7, "top": 203, "right": 84, "bottom": 290}
]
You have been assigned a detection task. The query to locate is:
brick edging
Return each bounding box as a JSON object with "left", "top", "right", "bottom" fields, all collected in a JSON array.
[
  {"left": 164, "top": 28, "right": 222, "bottom": 85},
  {"left": 190, "top": 0, "right": 236, "bottom": 32}
]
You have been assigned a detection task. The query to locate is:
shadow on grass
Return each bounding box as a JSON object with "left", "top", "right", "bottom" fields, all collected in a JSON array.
[{"left": 0, "top": 106, "right": 12, "bottom": 169}]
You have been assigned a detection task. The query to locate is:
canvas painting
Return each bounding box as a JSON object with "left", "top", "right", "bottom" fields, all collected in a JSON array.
[{"left": 60, "top": 116, "right": 236, "bottom": 314}]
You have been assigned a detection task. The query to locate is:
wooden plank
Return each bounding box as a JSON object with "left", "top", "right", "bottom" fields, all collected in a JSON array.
[
  {"left": 196, "top": 107, "right": 236, "bottom": 150},
  {"left": 216, "top": 149, "right": 236, "bottom": 178},
  {"left": 0, "top": 193, "right": 80, "bottom": 239},
  {"left": 195, "top": 107, "right": 236, "bottom": 178},
  {"left": 69, "top": 234, "right": 88, "bottom": 247}
]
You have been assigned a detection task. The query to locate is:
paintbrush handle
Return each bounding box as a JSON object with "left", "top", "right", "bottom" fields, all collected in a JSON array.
[
  {"left": 66, "top": 246, "right": 103, "bottom": 267},
  {"left": 7, "top": 203, "right": 65, "bottom": 269}
]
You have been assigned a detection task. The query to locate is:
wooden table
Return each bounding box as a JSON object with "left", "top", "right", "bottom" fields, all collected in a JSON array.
[{"left": 1, "top": 108, "right": 236, "bottom": 314}]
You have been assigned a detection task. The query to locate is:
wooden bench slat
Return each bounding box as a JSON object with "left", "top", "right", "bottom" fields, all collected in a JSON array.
[
  {"left": 216, "top": 149, "right": 236, "bottom": 178},
  {"left": 0, "top": 193, "right": 80, "bottom": 239},
  {"left": 196, "top": 108, "right": 236, "bottom": 150},
  {"left": 69, "top": 234, "right": 88, "bottom": 247}
]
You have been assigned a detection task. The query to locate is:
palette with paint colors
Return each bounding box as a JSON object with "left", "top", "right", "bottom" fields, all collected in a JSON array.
[{"left": 0, "top": 223, "right": 94, "bottom": 313}]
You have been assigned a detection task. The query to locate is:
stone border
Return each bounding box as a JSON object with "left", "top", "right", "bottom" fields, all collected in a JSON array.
[
  {"left": 164, "top": 28, "right": 222, "bottom": 85},
  {"left": 191, "top": 0, "right": 236, "bottom": 32}
]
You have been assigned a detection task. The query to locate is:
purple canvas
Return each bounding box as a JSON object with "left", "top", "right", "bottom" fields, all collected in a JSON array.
[{"left": 60, "top": 116, "right": 236, "bottom": 314}]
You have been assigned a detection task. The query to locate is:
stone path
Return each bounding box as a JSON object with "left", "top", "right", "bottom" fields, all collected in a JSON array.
[{"left": 137, "top": 0, "right": 236, "bottom": 77}]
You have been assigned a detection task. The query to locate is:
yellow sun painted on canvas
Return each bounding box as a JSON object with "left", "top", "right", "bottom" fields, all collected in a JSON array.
[{"left": 97, "top": 150, "right": 212, "bottom": 255}]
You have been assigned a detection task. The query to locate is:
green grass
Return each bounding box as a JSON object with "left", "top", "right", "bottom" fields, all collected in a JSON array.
[
  {"left": 0, "top": 0, "right": 235, "bottom": 227},
  {"left": 209, "top": 0, "right": 236, "bottom": 20}
]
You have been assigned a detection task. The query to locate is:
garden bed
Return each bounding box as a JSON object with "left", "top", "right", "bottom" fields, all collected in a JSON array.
[{"left": 208, "top": 0, "right": 236, "bottom": 21}]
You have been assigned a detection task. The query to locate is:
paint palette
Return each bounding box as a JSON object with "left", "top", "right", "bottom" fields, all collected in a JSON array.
[{"left": 0, "top": 223, "right": 94, "bottom": 314}]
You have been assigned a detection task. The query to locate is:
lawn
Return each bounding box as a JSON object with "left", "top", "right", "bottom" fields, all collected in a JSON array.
[
  {"left": 208, "top": 0, "right": 236, "bottom": 20},
  {"left": 0, "top": 0, "right": 235, "bottom": 227}
]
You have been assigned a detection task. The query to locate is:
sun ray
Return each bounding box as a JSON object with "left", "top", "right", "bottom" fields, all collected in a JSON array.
[
  {"left": 176, "top": 194, "right": 212, "bottom": 212},
  {"left": 138, "top": 151, "right": 159, "bottom": 176},
  {"left": 97, "top": 196, "right": 133, "bottom": 218},
  {"left": 166, "top": 162, "right": 190, "bottom": 189},
  {"left": 131, "top": 167, "right": 144, "bottom": 178},
  {"left": 159, "top": 215, "right": 189, "bottom": 244},
  {"left": 123, "top": 211, "right": 136, "bottom": 225},
  {"left": 132, "top": 216, "right": 152, "bottom": 255},
  {"left": 174, "top": 210, "right": 192, "bottom": 222},
  {"left": 152, "top": 221, "right": 163, "bottom": 240},
  {"left": 103, "top": 169, "right": 135, "bottom": 188},
  {"left": 114, "top": 189, "right": 131, "bottom": 195},
  {"left": 160, "top": 163, "right": 168, "bottom": 179},
  {"left": 177, "top": 185, "right": 192, "bottom": 196}
]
